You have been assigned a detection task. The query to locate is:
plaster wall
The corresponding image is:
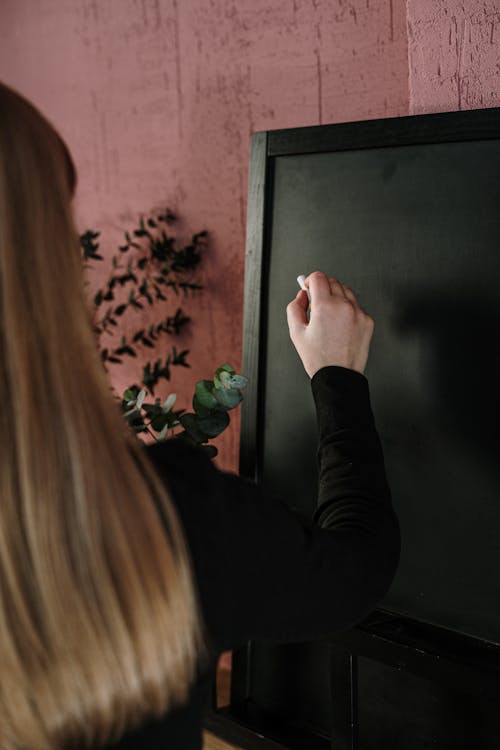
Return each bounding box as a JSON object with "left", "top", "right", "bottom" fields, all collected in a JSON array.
[
  {"left": 407, "top": 0, "right": 500, "bottom": 114},
  {"left": 0, "top": 0, "right": 408, "bottom": 470}
]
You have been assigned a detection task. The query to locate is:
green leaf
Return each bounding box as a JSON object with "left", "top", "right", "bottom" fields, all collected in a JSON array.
[
  {"left": 179, "top": 413, "right": 209, "bottom": 443},
  {"left": 192, "top": 394, "right": 211, "bottom": 417},
  {"left": 163, "top": 393, "right": 177, "bottom": 412},
  {"left": 157, "top": 423, "right": 169, "bottom": 441},
  {"left": 123, "top": 407, "right": 140, "bottom": 418},
  {"left": 197, "top": 410, "right": 230, "bottom": 438},
  {"left": 217, "top": 372, "right": 248, "bottom": 390},
  {"left": 213, "top": 387, "right": 242, "bottom": 410},
  {"left": 136, "top": 390, "right": 146, "bottom": 409},
  {"left": 229, "top": 374, "right": 248, "bottom": 389},
  {"left": 214, "top": 363, "right": 236, "bottom": 389},
  {"left": 150, "top": 413, "right": 169, "bottom": 431},
  {"left": 219, "top": 370, "right": 233, "bottom": 388},
  {"left": 142, "top": 403, "right": 160, "bottom": 416},
  {"left": 195, "top": 380, "right": 218, "bottom": 409}
]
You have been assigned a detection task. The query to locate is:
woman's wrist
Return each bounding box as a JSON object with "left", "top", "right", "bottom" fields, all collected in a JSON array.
[{"left": 310, "top": 363, "right": 367, "bottom": 382}]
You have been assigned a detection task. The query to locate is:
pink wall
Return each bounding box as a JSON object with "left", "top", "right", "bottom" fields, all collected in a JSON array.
[
  {"left": 0, "top": 0, "right": 408, "bottom": 471},
  {"left": 2, "top": 2, "right": 499, "bottom": 471},
  {"left": 407, "top": 0, "right": 500, "bottom": 114}
]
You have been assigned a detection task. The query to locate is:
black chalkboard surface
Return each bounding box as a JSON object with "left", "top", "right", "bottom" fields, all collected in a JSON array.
[
  {"left": 232, "top": 108, "right": 500, "bottom": 744},
  {"left": 263, "top": 139, "right": 500, "bottom": 643}
]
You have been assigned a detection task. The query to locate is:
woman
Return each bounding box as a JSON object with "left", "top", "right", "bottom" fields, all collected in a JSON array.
[{"left": 0, "top": 81, "right": 400, "bottom": 750}]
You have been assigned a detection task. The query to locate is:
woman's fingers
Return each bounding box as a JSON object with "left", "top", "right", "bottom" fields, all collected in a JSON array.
[
  {"left": 302, "top": 271, "right": 359, "bottom": 307},
  {"left": 286, "top": 289, "right": 309, "bottom": 333},
  {"left": 286, "top": 271, "right": 373, "bottom": 376},
  {"left": 344, "top": 284, "right": 371, "bottom": 318},
  {"left": 328, "top": 276, "right": 349, "bottom": 299},
  {"left": 305, "top": 271, "right": 332, "bottom": 303},
  {"left": 341, "top": 284, "right": 357, "bottom": 304}
]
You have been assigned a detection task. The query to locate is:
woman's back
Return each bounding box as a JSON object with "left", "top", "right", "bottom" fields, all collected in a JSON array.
[
  {"left": 0, "top": 81, "right": 400, "bottom": 750},
  {"left": 104, "top": 365, "right": 400, "bottom": 749}
]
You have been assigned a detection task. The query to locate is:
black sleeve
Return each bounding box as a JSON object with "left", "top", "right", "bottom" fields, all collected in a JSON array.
[{"left": 145, "top": 365, "right": 401, "bottom": 655}]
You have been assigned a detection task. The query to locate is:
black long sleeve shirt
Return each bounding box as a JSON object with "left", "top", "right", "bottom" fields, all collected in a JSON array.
[{"left": 107, "top": 365, "right": 401, "bottom": 749}]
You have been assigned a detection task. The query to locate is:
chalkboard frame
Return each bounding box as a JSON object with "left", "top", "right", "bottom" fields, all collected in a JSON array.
[
  {"left": 240, "top": 105, "right": 500, "bottom": 482},
  {"left": 210, "top": 107, "right": 500, "bottom": 749}
]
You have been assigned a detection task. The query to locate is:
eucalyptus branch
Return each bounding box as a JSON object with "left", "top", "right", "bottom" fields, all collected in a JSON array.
[
  {"left": 119, "top": 364, "right": 248, "bottom": 457},
  {"left": 82, "top": 209, "right": 246, "bottom": 457}
]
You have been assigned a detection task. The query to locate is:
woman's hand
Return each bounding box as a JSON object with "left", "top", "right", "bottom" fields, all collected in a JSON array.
[{"left": 286, "top": 271, "right": 374, "bottom": 378}]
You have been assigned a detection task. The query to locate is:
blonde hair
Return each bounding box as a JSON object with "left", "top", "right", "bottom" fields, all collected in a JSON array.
[{"left": 0, "top": 81, "right": 209, "bottom": 749}]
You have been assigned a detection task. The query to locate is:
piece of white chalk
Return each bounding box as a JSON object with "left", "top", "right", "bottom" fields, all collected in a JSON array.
[{"left": 297, "top": 275, "right": 311, "bottom": 303}]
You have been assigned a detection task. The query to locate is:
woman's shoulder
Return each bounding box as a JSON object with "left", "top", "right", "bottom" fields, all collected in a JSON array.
[
  {"left": 144, "top": 435, "right": 213, "bottom": 461},
  {"left": 142, "top": 437, "right": 216, "bottom": 489}
]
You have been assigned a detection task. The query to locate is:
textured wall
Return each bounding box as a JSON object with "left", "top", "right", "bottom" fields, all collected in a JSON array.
[
  {"left": 2, "top": 1, "right": 499, "bottom": 468},
  {"left": 407, "top": 0, "right": 500, "bottom": 114},
  {"left": 0, "top": 0, "right": 408, "bottom": 471}
]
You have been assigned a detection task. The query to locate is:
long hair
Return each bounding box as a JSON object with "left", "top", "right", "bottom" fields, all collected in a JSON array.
[{"left": 0, "top": 81, "right": 209, "bottom": 749}]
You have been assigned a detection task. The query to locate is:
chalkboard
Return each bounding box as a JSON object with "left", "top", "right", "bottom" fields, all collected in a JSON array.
[
  {"left": 262, "top": 139, "right": 500, "bottom": 644},
  {"left": 235, "top": 108, "right": 500, "bottom": 741}
]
